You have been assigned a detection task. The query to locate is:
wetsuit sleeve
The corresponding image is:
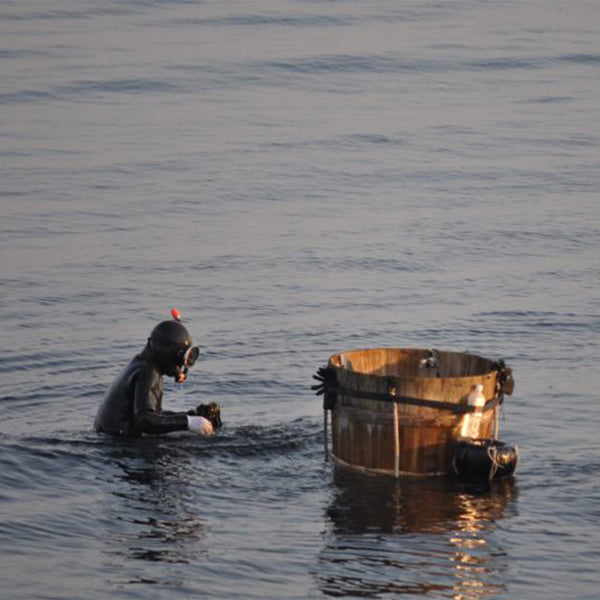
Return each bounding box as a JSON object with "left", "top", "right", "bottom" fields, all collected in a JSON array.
[
  {"left": 133, "top": 367, "right": 188, "bottom": 435},
  {"left": 162, "top": 410, "right": 196, "bottom": 417}
]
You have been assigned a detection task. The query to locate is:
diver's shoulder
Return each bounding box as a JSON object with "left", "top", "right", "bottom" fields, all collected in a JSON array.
[{"left": 130, "top": 353, "right": 161, "bottom": 381}]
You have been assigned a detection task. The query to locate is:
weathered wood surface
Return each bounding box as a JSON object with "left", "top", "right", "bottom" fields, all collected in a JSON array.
[{"left": 328, "top": 348, "right": 502, "bottom": 476}]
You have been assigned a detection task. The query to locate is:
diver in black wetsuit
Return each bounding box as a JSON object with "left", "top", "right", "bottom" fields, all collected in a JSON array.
[{"left": 94, "top": 317, "right": 221, "bottom": 437}]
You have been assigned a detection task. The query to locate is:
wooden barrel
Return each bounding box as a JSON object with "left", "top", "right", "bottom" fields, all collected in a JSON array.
[{"left": 324, "top": 348, "right": 513, "bottom": 476}]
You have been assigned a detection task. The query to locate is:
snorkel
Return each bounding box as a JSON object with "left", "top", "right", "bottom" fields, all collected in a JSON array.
[{"left": 170, "top": 308, "right": 200, "bottom": 383}]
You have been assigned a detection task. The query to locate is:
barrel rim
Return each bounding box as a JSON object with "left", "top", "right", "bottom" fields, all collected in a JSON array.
[{"left": 328, "top": 346, "right": 501, "bottom": 382}]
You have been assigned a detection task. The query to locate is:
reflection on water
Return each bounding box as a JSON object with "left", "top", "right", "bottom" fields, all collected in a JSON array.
[
  {"left": 123, "top": 515, "right": 205, "bottom": 565},
  {"left": 317, "top": 468, "right": 518, "bottom": 599},
  {"left": 99, "top": 439, "right": 208, "bottom": 577}
]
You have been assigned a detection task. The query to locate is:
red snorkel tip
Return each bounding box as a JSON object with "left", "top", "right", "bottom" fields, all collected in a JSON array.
[{"left": 170, "top": 307, "right": 181, "bottom": 322}]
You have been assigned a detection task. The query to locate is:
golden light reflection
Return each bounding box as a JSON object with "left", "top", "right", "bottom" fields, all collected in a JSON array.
[
  {"left": 318, "top": 470, "right": 517, "bottom": 599},
  {"left": 449, "top": 492, "right": 507, "bottom": 600}
]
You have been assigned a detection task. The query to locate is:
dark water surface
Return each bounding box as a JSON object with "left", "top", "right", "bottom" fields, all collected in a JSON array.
[{"left": 1, "top": 1, "right": 599, "bottom": 598}]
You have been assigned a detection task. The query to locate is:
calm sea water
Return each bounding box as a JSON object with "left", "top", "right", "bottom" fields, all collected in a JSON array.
[{"left": 1, "top": 1, "right": 599, "bottom": 598}]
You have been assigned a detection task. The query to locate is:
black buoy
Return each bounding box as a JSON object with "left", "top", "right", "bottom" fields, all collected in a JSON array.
[{"left": 453, "top": 439, "right": 519, "bottom": 479}]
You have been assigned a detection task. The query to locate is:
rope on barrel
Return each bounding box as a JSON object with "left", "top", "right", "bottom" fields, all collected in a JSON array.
[
  {"left": 312, "top": 366, "right": 338, "bottom": 460},
  {"left": 486, "top": 442, "right": 520, "bottom": 479},
  {"left": 491, "top": 359, "right": 515, "bottom": 440},
  {"left": 487, "top": 444, "right": 501, "bottom": 479},
  {"left": 335, "top": 385, "right": 502, "bottom": 414},
  {"left": 313, "top": 360, "right": 514, "bottom": 413}
]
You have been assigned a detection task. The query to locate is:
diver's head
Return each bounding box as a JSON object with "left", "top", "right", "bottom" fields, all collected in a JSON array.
[{"left": 147, "top": 320, "right": 199, "bottom": 382}]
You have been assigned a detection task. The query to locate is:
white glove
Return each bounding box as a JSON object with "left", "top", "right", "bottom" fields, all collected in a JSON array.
[{"left": 186, "top": 415, "right": 214, "bottom": 435}]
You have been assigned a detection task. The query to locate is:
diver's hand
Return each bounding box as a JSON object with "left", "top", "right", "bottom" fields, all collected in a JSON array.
[{"left": 186, "top": 415, "right": 213, "bottom": 435}]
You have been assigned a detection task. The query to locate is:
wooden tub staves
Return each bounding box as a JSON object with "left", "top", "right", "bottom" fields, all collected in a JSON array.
[{"left": 313, "top": 348, "right": 515, "bottom": 477}]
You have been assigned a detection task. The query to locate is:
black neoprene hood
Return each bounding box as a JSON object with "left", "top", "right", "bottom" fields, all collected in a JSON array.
[{"left": 148, "top": 320, "right": 193, "bottom": 375}]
